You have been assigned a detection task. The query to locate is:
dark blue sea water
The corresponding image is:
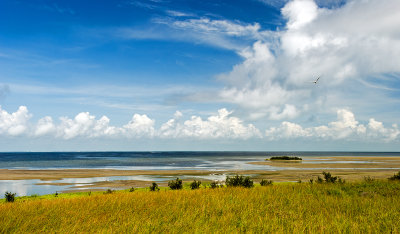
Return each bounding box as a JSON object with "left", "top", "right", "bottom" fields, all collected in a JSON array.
[
  {"left": 1, "top": 151, "right": 400, "bottom": 197},
  {"left": 1, "top": 151, "right": 400, "bottom": 170}
]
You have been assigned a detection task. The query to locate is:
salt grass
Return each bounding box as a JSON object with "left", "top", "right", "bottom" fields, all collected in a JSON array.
[{"left": 1, "top": 180, "right": 400, "bottom": 233}]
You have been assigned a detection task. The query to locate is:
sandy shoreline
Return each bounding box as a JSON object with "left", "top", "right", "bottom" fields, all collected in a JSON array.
[{"left": 2, "top": 156, "right": 400, "bottom": 192}]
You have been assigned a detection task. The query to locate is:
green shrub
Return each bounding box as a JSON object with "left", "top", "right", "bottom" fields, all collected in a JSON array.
[
  {"left": 364, "top": 176, "right": 375, "bottom": 182},
  {"left": 190, "top": 180, "right": 201, "bottom": 190},
  {"left": 260, "top": 179, "right": 273, "bottom": 186},
  {"left": 129, "top": 187, "right": 135, "bottom": 192},
  {"left": 149, "top": 182, "right": 160, "bottom": 191},
  {"left": 323, "top": 172, "right": 337, "bottom": 183},
  {"left": 168, "top": 178, "right": 183, "bottom": 190},
  {"left": 209, "top": 181, "right": 223, "bottom": 189},
  {"left": 316, "top": 172, "right": 345, "bottom": 184},
  {"left": 103, "top": 189, "right": 114, "bottom": 194},
  {"left": 226, "top": 175, "right": 254, "bottom": 188},
  {"left": 316, "top": 176, "right": 324, "bottom": 183},
  {"left": 5, "top": 191, "right": 16, "bottom": 202},
  {"left": 389, "top": 171, "right": 400, "bottom": 181}
]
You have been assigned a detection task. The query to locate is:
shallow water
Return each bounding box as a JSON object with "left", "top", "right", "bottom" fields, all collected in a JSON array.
[{"left": 1, "top": 151, "right": 400, "bottom": 197}]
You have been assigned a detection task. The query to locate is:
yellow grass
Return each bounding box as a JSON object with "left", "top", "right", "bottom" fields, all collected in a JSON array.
[{"left": 1, "top": 180, "right": 400, "bottom": 233}]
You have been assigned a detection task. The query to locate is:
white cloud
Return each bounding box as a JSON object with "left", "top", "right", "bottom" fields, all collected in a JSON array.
[
  {"left": 0, "top": 106, "right": 261, "bottom": 140},
  {"left": 211, "top": 0, "right": 400, "bottom": 122},
  {"left": 0, "top": 106, "right": 31, "bottom": 136},
  {"left": 266, "top": 109, "right": 399, "bottom": 141},
  {"left": 34, "top": 116, "right": 56, "bottom": 136},
  {"left": 0, "top": 106, "right": 398, "bottom": 142},
  {"left": 159, "top": 109, "right": 262, "bottom": 139},
  {"left": 172, "top": 18, "right": 261, "bottom": 38},
  {"left": 117, "top": 0, "right": 400, "bottom": 123},
  {"left": 281, "top": 0, "right": 318, "bottom": 30},
  {"left": 165, "top": 10, "right": 193, "bottom": 17},
  {"left": 123, "top": 114, "right": 155, "bottom": 137},
  {"left": 120, "top": 17, "right": 269, "bottom": 50}
]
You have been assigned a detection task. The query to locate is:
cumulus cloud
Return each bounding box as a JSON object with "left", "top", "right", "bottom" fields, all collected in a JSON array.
[
  {"left": 34, "top": 116, "right": 56, "bottom": 136},
  {"left": 0, "top": 106, "right": 31, "bottom": 136},
  {"left": 0, "top": 106, "right": 398, "bottom": 142},
  {"left": 0, "top": 106, "right": 262, "bottom": 140},
  {"left": 159, "top": 109, "right": 262, "bottom": 139},
  {"left": 123, "top": 114, "right": 155, "bottom": 138},
  {"left": 217, "top": 0, "right": 400, "bottom": 120},
  {"left": 266, "top": 109, "right": 400, "bottom": 141}
]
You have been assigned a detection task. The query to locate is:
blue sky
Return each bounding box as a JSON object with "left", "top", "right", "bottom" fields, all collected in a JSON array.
[{"left": 0, "top": 0, "right": 400, "bottom": 151}]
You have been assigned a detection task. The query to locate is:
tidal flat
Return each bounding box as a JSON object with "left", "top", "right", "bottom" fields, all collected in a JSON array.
[{"left": 1, "top": 156, "right": 400, "bottom": 195}]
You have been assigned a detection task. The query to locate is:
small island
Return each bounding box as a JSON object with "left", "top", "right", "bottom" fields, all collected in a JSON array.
[{"left": 267, "top": 156, "right": 302, "bottom": 161}]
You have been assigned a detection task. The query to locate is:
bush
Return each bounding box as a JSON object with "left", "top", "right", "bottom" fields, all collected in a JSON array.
[
  {"left": 5, "top": 191, "right": 16, "bottom": 202},
  {"left": 190, "top": 180, "right": 201, "bottom": 190},
  {"left": 168, "top": 178, "right": 183, "bottom": 190},
  {"left": 226, "top": 175, "right": 254, "bottom": 188},
  {"left": 104, "top": 189, "right": 114, "bottom": 194},
  {"left": 149, "top": 182, "right": 160, "bottom": 191},
  {"left": 389, "top": 171, "right": 400, "bottom": 180},
  {"left": 260, "top": 179, "right": 273, "bottom": 186},
  {"left": 129, "top": 187, "right": 135, "bottom": 192},
  {"left": 316, "top": 172, "right": 345, "bottom": 184},
  {"left": 210, "top": 181, "right": 223, "bottom": 189},
  {"left": 364, "top": 176, "right": 375, "bottom": 182}
]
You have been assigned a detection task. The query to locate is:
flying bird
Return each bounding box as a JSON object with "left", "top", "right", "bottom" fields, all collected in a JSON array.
[{"left": 313, "top": 75, "right": 321, "bottom": 84}]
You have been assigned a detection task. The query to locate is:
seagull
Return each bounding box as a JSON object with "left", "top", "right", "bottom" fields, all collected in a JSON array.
[{"left": 313, "top": 75, "right": 321, "bottom": 84}]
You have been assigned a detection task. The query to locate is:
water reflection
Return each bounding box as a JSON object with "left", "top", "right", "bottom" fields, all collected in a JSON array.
[{"left": 0, "top": 174, "right": 233, "bottom": 198}]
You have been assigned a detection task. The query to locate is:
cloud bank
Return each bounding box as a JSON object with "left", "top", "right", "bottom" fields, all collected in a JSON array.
[
  {"left": 147, "top": 0, "right": 400, "bottom": 121},
  {"left": 0, "top": 106, "right": 398, "bottom": 142},
  {"left": 0, "top": 106, "right": 261, "bottom": 140},
  {"left": 218, "top": 0, "right": 400, "bottom": 119}
]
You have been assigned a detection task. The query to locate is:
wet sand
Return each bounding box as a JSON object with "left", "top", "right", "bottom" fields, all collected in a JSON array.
[{"left": 2, "top": 156, "right": 400, "bottom": 191}]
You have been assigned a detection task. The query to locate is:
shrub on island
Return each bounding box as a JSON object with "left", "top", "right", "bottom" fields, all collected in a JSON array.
[
  {"left": 168, "top": 178, "right": 183, "bottom": 190},
  {"left": 226, "top": 175, "right": 254, "bottom": 188},
  {"left": 268, "top": 156, "right": 302, "bottom": 161}
]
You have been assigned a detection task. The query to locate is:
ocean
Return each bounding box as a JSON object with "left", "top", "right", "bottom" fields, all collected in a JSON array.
[
  {"left": 2, "top": 151, "right": 400, "bottom": 170},
  {"left": 1, "top": 151, "right": 400, "bottom": 197}
]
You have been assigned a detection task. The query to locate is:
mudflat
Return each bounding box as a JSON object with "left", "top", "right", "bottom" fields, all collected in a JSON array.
[{"left": 1, "top": 156, "right": 400, "bottom": 190}]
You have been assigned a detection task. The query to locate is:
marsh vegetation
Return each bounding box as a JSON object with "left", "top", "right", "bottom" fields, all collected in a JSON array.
[{"left": 1, "top": 172, "right": 400, "bottom": 232}]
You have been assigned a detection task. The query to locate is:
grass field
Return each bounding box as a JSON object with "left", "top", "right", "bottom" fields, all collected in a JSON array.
[{"left": 1, "top": 179, "right": 400, "bottom": 233}]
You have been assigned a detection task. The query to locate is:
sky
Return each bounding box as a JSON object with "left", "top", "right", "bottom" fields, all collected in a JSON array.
[{"left": 0, "top": 0, "right": 400, "bottom": 151}]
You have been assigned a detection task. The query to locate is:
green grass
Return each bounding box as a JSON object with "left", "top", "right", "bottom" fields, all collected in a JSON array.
[{"left": 1, "top": 180, "right": 400, "bottom": 233}]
